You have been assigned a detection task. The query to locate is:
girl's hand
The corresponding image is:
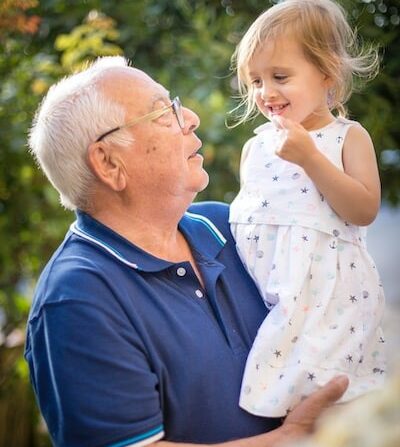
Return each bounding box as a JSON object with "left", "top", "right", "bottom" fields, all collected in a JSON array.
[{"left": 272, "top": 116, "right": 319, "bottom": 168}]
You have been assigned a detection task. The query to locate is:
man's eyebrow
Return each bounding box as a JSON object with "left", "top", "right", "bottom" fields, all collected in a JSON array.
[{"left": 150, "top": 91, "right": 171, "bottom": 107}]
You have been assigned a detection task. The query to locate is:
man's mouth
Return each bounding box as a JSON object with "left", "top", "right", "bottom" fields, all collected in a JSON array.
[{"left": 188, "top": 144, "right": 202, "bottom": 159}]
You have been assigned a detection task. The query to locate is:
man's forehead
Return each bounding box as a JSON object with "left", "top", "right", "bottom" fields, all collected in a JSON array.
[{"left": 99, "top": 67, "right": 169, "bottom": 101}]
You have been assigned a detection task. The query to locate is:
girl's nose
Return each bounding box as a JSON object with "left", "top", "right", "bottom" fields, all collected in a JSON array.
[{"left": 261, "top": 83, "right": 278, "bottom": 101}]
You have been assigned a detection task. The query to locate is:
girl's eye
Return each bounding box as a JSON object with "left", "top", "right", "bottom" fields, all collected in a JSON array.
[
  {"left": 274, "top": 74, "right": 288, "bottom": 82},
  {"left": 251, "top": 78, "right": 262, "bottom": 87}
]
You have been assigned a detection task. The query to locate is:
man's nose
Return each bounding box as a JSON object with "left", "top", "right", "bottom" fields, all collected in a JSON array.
[{"left": 182, "top": 107, "right": 200, "bottom": 133}]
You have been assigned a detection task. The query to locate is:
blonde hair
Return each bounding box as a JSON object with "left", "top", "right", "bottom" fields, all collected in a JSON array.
[{"left": 231, "top": 0, "right": 380, "bottom": 124}]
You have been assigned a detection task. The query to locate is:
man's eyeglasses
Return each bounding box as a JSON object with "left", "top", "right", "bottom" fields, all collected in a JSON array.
[{"left": 95, "top": 96, "right": 185, "bottom": 142}]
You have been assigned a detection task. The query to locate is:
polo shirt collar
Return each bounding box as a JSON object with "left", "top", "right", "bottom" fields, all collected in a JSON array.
[{"left": 70, "top": 210, "right": 226, "bottom": 273}]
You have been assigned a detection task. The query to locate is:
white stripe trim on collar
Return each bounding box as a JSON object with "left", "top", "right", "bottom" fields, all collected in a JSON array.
[
  {"left": 70, "top": 222, "right": 139, "bottom": 270},
  {"left": 185, "top": 211, "right": 227, "bottom": 246}
]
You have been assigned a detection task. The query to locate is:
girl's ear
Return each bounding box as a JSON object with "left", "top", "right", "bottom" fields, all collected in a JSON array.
[
  {"left": 87, "top": 142, "right": 127, "bottom": 191},
  {"left": 322, "top": 72, "right": 335, "bottom": 88}
]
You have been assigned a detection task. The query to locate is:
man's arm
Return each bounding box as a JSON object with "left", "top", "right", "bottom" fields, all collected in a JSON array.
[{"left": 149, "top": 376, "right": 349, "bottom": 447}]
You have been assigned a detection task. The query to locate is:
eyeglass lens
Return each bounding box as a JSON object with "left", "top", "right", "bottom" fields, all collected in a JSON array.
[{"left": 173, "top": 97, "right": 185, "bottom": 129}]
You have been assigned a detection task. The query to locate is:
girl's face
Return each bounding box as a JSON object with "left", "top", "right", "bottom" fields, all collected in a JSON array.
[{"left": 248, "top": 36, "right": 334, "bottom": 131}]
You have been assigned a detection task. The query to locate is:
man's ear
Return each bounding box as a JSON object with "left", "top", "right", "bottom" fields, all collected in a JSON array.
[{"left": 87, "top": 142, "right": 127, "bottom": 191}]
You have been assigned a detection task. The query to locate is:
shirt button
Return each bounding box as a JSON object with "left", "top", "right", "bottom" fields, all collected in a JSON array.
[
  {"left": 177, "top": 267, "right": 186, "bottom": 277},
  {"left": 195, "top": 289, "right": 204, "bottom": 298}
]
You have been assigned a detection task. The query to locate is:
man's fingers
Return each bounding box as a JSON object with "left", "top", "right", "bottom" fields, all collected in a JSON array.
[
  {"left": 304, "top": 375, "right": 349, "bottom": 411},
  {"left": 322, "top": 375, "right": 349, "bottom": 402},
  {"left": 285, "top": 375, "right": 349, "bottom": 426}
]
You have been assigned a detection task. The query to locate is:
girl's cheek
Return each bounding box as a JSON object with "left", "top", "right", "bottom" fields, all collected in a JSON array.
[
  {"left": 256, "top": 97, "right": 268, "bottom": 115},
  {"left": 255, "top": 94, "right": 263, "bottom": 108}
]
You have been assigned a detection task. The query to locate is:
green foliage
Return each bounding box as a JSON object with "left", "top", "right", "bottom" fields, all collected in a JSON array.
[
  {"left": 55, "top": 12, "right": 122, "bottom": 70},
  {"left": 0, "top": 0, "right": 399, "bottom": 334},
  {"left": 0, "top": 0, "right": 398, "bottom": 443}
]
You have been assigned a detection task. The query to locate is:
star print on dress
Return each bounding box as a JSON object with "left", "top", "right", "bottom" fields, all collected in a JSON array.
[
  {"left": 307, "top": 372, "right": 316, "bottom": 380},
  {"left": 350, "top": 262, "right": 356, "bottom": 269},
  {"left": 349, "top": 295, "right": 357, "bottom": 303},
  {"left": 346, "top": 355, "right": 353, "bottom": 363},
  {"left": 272, "top": 175, "right": 279, "bottom": 181},
  {"left": 274, "top": 350, "right": 282, "bottom": 358},
  {"left": 316, "top": 132, "right": 323, "bottom": 138},
  {"left": 262, "top": 200, "right": 269, "bottom": 207},
  {"left": 301, "top": 187, "right": 309, "bottom": 194}
]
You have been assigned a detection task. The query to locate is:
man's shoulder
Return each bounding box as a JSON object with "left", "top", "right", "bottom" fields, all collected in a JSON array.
[{"left": 28, "top": 231, "right": 113, "bottom": 321}]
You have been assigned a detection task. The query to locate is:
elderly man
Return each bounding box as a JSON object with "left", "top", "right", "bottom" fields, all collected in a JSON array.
[{"left": 25, "top": 56, "right": 348, "bottom": 447}]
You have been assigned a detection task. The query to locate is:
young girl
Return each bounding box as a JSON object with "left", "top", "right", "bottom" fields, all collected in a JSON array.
[{"left": 229, "top": 0, "right": 386, "bottom": 417}]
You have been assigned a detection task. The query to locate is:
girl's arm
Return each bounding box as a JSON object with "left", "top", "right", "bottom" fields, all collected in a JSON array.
[{"left": 275, "top": 118, "right": 381, "bottom": 226}]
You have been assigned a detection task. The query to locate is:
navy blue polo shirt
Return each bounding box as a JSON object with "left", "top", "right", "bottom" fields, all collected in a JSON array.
[{"left": 25, "top": 202, "right": 280, "bottom": 447}]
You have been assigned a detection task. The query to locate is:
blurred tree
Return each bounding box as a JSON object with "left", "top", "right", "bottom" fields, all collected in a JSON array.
[
  {"left": 0, "top": 0, "right": 125, "bottom": 339},
  {"left": 0, "top": 1, "right": 399, "bottom": 442},
  {"left": 340, "top": 0, "right": 400, "bottom": 205},
  {"left": 0, "top": 0, "right": 40, "bottom": 36},
  {"left": 0, "top": 0, "right": 399, "bottom": 342},
  {"left": 0, "top": 2, "right": 127, "bottom": 444}
]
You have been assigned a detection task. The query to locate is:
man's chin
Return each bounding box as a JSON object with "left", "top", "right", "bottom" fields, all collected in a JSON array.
[{"left": 198, "top": 171, "right": 210, "bottom": 192}]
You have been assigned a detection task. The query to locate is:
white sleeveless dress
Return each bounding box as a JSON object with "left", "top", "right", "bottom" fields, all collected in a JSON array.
[{"left": 229, "top": 118, "right": 386, "bottom": 417}]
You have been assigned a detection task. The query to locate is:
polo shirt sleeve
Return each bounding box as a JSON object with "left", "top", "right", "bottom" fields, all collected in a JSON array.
[{"left": 26, "top": 272, "right": 164, "bottom": 447}]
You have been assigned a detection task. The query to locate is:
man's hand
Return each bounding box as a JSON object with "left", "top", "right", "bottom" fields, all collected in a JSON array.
[
  {"left": 279, "top": 375, "right": 349, "bottom": 442},
  {"left": 155, "top": 376, "right": 349, "bottom": 447}
]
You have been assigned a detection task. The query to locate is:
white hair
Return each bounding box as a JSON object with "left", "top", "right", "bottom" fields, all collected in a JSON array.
[{"left": 28, "top": 56, "right": 135, "bottom": 211}]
